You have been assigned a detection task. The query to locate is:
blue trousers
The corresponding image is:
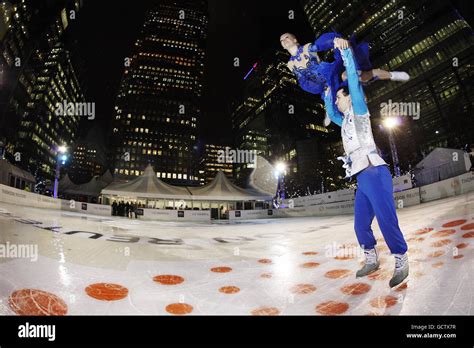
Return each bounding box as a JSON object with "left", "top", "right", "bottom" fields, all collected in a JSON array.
[{"left": 354, "top": 165, "right": 408, "bottom": 254}]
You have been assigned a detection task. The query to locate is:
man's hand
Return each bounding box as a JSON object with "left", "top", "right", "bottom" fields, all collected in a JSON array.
[{"left": 334, "top": 38, "right": 350, "bottom": 50}]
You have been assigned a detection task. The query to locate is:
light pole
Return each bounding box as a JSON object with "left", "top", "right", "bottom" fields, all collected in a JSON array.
[
  {"left": 383, "top": 117, "right": 401, "bottom": 177},
  {"left": 53, "top": 145, "right": 68, "bottom": 198},
  {"left": 274, "top": 162, "right": 287, "bottom": 206}
]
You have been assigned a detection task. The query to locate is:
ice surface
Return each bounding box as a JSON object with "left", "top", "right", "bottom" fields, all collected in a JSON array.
[{"left": 0, "top": 192, "right": 473, "bottom": 315}]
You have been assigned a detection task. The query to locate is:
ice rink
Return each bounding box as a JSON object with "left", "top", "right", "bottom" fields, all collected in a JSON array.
[{"left": 0, "top": 192, "right": 473, "bottom": 316}]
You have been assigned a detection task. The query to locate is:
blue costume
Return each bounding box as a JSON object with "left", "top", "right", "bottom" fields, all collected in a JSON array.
[
  {"left": 333, "top": 47, "right": 408, "bottom": 255},
  {"left": 289, "top": 32, "right": 372, "bottom": 114}
]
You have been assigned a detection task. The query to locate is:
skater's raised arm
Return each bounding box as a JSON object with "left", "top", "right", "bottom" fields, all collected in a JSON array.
[
  {"left": 337, "top": 44, "right": 369, "bottom": 116},
  {"left": 323, "top": 87, "right": 343, "bottom": 127}
]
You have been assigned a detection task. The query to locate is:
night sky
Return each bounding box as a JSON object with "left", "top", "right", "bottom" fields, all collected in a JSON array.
[{"left": 75, "top": 0, "right": 313, "bottom": 145}]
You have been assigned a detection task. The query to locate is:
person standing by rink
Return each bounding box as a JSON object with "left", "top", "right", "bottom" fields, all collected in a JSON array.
[{"left": 328, "top": 37, "right": 409, "bottom": 288}]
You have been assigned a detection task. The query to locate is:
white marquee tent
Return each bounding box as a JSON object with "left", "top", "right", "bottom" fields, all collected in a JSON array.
[{"left": 100, "top": 164, "right": 273, "bottom": 211}]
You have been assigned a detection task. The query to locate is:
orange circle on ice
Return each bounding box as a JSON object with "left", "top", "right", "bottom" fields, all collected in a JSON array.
[
  {"left": 315, "top": 301, "right": 349, "bottom": 315},
  {"left": 430, "top": 239, "right": 452, "bottom": 247},
  {"left": 368, "top": 270, "right": 391, "bottom": 280},
  {"left": 290, "top": 284, "right": 317, "bottom": 294},
  {"left": 219, "top": 286, "right": 240, "bottom": 294},
  {"left": 302, "top": 251, "right": 318, "bottom": 255},
  {"left": 260, "top": 273, "right": 273, "bottom": 279},
  {"left": 453, "top": 255, "right": 464, "bottom": 259},
  {"left": 211, "top": 266, "right": 232, "bottom": 273},
  {"left": 341, "top": 283, "right": 371, "bottom": 295},
  {"left": 460, "top": 223, "right": 474, "bottom": 230},
  {"left": 414, "top": 227, "right": 433, "bottom": 235},
  {"left": 85, "top": 283, "right": 129, "bottom": 301},
  {"left": 9, "top": 289, "right": 68, "bottom": 316},
  {"left": 442, "top": 220, "right": 466, "bottom": 228},
  {"left": 456, "top": 243, "right": 469, "bottom": 249},
  {"left": 432, "top": 262, "right": 444, "bottom": 268},
  {"left": 431, "top": 229, "right": 456, "bottom": 238},
  {"left": 300, "top": 262, "right": 320, "bottom": 268},
  {"left": 258, "top": 259, "right": 273, "bottom": 264},
  {"left": 334, "top": 255, "right": 355, "bottom": 260},
  {"left": 462, "top": 232, "right": 474, "bottom": 238},
  {"left": 428, "top": 250, "right": 445, "bottom": 258},
  {"left": 165, "top": 303, "right": 193, "bottom": 315},
  {"left": 251, "top": 307, "right": 280, "bottom": 316},
  {"left": 325, "top": 269, "right": 352, "bottom": 279},
  {"left": 370, "top": 296, "right": 398, "bottom": 308},
  {"left": 153, "top": 275, "right": 185, "bottom": 285}
]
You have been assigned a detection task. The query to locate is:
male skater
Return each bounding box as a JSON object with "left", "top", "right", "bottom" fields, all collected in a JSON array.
[{"left": 329, "top": 37, "right": 409, "bottom": 288}]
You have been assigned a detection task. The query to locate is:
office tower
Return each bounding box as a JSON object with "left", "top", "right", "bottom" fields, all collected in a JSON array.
[
  {"left": 111, "top": 0, "right": 208, "bottom": 186},
  {"left": 0, "top": 0, "right": 85, "bottom": 182}
]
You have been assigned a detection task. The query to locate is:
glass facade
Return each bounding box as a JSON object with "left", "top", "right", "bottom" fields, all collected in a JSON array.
[{"left": 111, "top": 0, "right": 208, "bottom": 186}]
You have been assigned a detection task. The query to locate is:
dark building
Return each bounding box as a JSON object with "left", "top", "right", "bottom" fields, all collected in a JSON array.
[
  {"left": 0, "top": 0, "right": 85, "bottom": 183},
  {"left": 110, "top": 0, "right": 208, "bottom": 186},
  {"left": 231, "top": 50, "right": 347, "bottom": 197},
  {"left": 302, "top": 0, "right": 474, "bottom": 172}
]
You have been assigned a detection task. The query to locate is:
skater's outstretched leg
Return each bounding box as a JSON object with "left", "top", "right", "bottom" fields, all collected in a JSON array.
[{"left": 342, "top": 69, "right": 410, "bottom": 84}]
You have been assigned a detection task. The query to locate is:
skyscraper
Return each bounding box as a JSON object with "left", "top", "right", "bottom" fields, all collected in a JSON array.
[
  {"left": 0, "top": 0, "right": 85, "bottom": 182},
  {"left": 111, "top": 0, "right": 208, "bottom": 186}
]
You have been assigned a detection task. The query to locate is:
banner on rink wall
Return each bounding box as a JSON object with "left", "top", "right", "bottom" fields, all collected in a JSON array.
[
  {"left": 0, "top": 184, "right": 61, "bottom": 210},
  {"left": 229, "top": 209, "right": 273, "bottom": 220},
  {"left": 393, "top": 187, "right": 420, "bottom": 208},
  {"left": 283, "top": 188, "right": 355, "bottom": 207},
  {"left": 60, "top": 199, "right": 111, "bottom": 216},
  {"left": 141, "top": 208, "right": 211, "bottom": 221},
  {"left": 420, "top": 171, "right": 474, "bottom": 202}
]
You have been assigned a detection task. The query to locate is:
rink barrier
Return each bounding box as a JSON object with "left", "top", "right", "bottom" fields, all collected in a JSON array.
[
  {"left": 60, "top": 200, "right": 112, "bottom": 216},
  {"left": 230, "top": 172, "right": 473, "bottom": 220},
  {"left": 283, "top": 188, "right": 355, "bottom": 208},
  {"left": 140, "top": 208, "right": 211, "bottom": 221},
  {"left": 0, "top": 184, "right": 212, "bottom": 221},
  {"left": 1, "top": 171, "right": 473, "bottom": 221},
  {"left": 420, "top": 171, "right": 474, "bottom": 202}
]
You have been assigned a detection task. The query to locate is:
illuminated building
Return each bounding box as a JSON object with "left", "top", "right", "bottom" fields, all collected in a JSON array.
[{"left": 111, "top": 0, "right": 208, "bottom": 185}]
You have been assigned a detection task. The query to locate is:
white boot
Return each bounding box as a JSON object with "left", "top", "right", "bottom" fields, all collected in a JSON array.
[
  {"left": 356, "top": 248, "right": 380, "bottom": 277},
  {"left": 389, "top": 253, "right": 409, "bottom": 288},
  {"left": 390, "top": 71, "right": 410, "bottom": 82}
]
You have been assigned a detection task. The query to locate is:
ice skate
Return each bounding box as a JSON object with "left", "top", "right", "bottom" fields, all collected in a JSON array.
[
  {"left": 356, "top": 248, "right": 380, "bottom": 277},
  {"left": 389, "top": 253, "right": 409, "bottom": 288}
]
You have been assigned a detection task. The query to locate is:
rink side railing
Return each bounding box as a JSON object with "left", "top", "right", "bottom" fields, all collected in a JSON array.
[
  {"left": 228, "top": 171, "right": 474, "bottom": 220},
  {"left": 0, "top": 171, "right": 473, "bottom": 221},
  {"left": 0, "top": 186, "right": 210, "bottom": 221}
]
